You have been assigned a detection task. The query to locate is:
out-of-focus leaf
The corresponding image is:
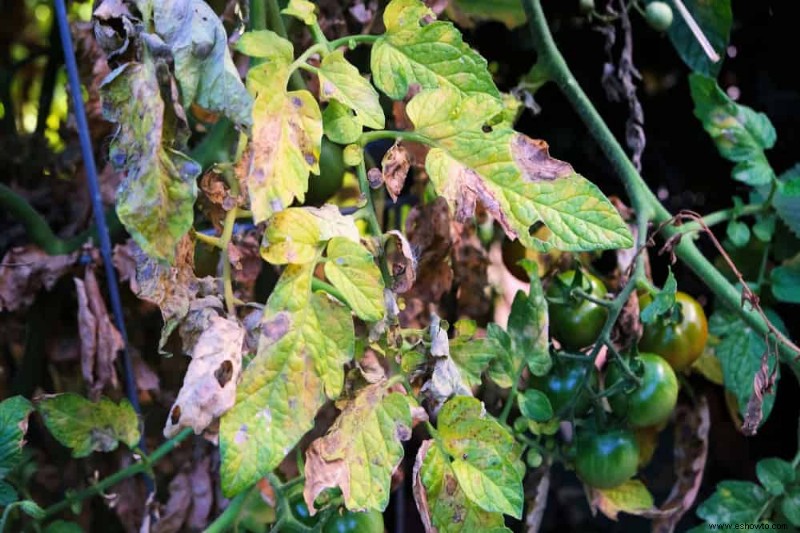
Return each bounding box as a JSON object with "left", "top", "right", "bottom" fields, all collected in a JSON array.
[
  {"left": 413, "top": 440, "right": 511, "bottom": 533},
  {"left": 153, "top": 472, "right": 191, "bottom": 533},
  {"left": 407, "top": 87, "right": 632, "bottom": 251},
  {"left": 43, "top": 520, "right": 84, "bottom": 533},
  {"left": 517, "top": 390, "right": 553, "bottom": 422},
  {"left": 770, "top": 261, "right": 800, "bottom": 304},
  {"left": 318, "top": 51, "right": 384, "bottom": 130},
  {"left": 755, "top": 458, "right": 795, "bottom": 496},
  {"left": 590, "top": 480, "right": 656, "bottom": 520},
  {"left": 219, "top": 263, "right": 353, "bottom": 496},
  {"left": 0, "top": 246, "right": 78, "bottom": 312},
  {"left": 164, "top": 315, "right": 244, "bottom": 437},
  {"left": 153, "top": 0, "right": 252, "bottom": 128},
  {"left": 691, "top": 350, "right": 724, "bottom": 385},
  {"left": 36, "top": 394, "right": 140, "bottom": 458},
  {"left": 0, "top": 396, "right": 33, "bottom": 483},
  {"left": 324, "top": 237, "right": 385, "bottom": 322},
  {"left": 695, "top": 481, "right": 768, "bottom": 524},
  {"left": 771, "top": 164, "right": 800, "bottom": 237},
  {"left": 726, "top": 220, "right": 750, "bottom": 248},
  {"left": 667, "top": 0, "right": 731, "bottom": 76},
  {"left": 303, "top": 383, "right": 413, "bottom": 513},
  {"left": 782, "top": 487, "right": 800, "bottom": 527},
  {"left": 446, "top": 0, "right": 526, "bottom": 29}
]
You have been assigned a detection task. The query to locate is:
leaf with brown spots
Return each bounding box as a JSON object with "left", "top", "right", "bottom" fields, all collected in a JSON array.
[
  {"left": 381, "top": 142, "right": 412, "bottom": 201},
  {"left": 164, "top": 315, "right": 244, "bottom": 438},
  {"left": 74, "top": 266, "right": 123, "bottom": 400},
  {"left": 303, "top": 382, "right": 414, "bottom": 513}
]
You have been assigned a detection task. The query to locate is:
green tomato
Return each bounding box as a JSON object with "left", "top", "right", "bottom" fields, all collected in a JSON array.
[
  {"left": 606, "top": 353, "right": 678, "bottom": 428},
  {"left": 639, "top": 291, "right": 709, "bottom": 371},
  {"left": 645, "top": 1, "right": 673, "bottom": 32},
  {"left": 530, "top": 361, "right": 596, "bottom": 417},
  {"left": 306, "top": 138, "right": 345, "bottom": 205},
  {"left": 547, "top": 270, "right": 608, "bottom": 350},
  {"left": 323, "top": 509, "right": 384, "bottom": 533},
  {"left": 575, "top": 429, "right": 639, "bottom": 489},
  {"left": 288, "top": 493, "right": 317, "bottom": 528},
  {"left": 579, "top": 0, "right": 595, "bottom": 14}
]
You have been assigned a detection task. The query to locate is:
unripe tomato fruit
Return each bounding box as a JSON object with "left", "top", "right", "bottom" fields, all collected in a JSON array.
[
  {"left": 323, "top": 509, "right": 384, "bottom": 533},
  {"left": 606, "top": 353, "right": 678, "bottom": 428},
  {"left": 547, "top": 270, "right": 608, "bottom": 350},
  {"left": 645, "top": 1, "right": 673, "bottom": 32},
  {"left": 639, "top": 292, "right": 709, "bottom": 371},
  {"left": 530, "top": 362, "right": 597, "bottom": 417},
  {"left": 575, "top": 429, "right": 639, "bottom": 489}
]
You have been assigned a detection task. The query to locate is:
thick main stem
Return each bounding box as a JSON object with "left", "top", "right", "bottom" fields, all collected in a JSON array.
[{"left": 523, "top": 0, "right": 800, "bottom": 377}]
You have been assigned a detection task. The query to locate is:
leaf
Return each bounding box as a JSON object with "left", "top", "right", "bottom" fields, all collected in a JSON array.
[
  {"left": 381, "top": 142, "right": 411, "bottom": 202},
  {"left": 237, "top": 55, "right": 323, "bottom": 224},
  {"left": 667, "top": 0, "right": 731, "bottom": 76},
  {"left": 590, "top": 480, "right": 656, "bottom": 520},
  {"left": 323, "top": 101, "right": 362, "bottom": 144},
  {"left": 0, "top": 481, "right": 17, "bottom": 507},
  {"left": 372, "top": 0, "right": 501, "bottom": 101},
  {"left": 407, "top": 88, "right": 633, "bottom": 251},
  {"left": 689, "top": 74, "right": 776, "bottom": 186},
  {"left": 236, "top": 30, "right": 294, "bottom": 64},
  {"left": 36, "top": 394, "right": 140, "bottom": 458},
  {"left": 74, "top": 267, "right": 123, "bottom": 400},
  {"left": 696, "top": 481, "right": 768, "bottom": 523},
  {"left": 413, "top": 440, "right": 511, "bottom": 533},
  {"left": 324, "top": 237, "right": 386, "bottom": 322},
  {"left": 726, "top": 219, "right": 750, "bottom": 247},
  {"left": 755, "top": 458, "right": 795, "bottom": 496},
  {"left": 103, "top": 57, "right": 200, "bottom": 262},
  {"left": 771, "top": 164, "right": 800, "bottom": 237},
  {"left": 153, "top": 472, "right": 191, "bottom": 533},
  {"left": 303, "top": 383, "right": 413, "bottom": 513},
  {"left": 640, "top": 269, "right": 678, "bottom": 324},
  {"left": 436, "top": 396, "right": 524, "bottom": 518},
  {"left": 43, "top": 521, "right": 84, "bottom": 533},
  {"left": 782, "top": 487, "right": 800, "bottom": 527},
  {"left": 260, "top": 205, "right": 360, "bottom": 265},
  {"left": 486, "top": 324, "right": 515, "bottom": 389},
  {"left": 153, "top": 0, "right": 252, "bottom": 128},
  {"left": 318, "top": 51, "right": 385, "bottom": 130},
  {"left": 219, "top": 263, "right": 354, "bottom": 496},
  {"left": 282, "top": 0, "right": 317, "bottom": 25},
  {"left": 448, "top": 321, "right": 496, "bottom": 389},
  {"left": 770, "top": 261, "right": 800, "bottom": 304},
  {"left": 0, "top": 396, "right": 33, "bottom": 480},
  {"left": 710, "top": 310, "right": 782, "bottom": 427},
  {"left": 517, "top": 390, "right": 553, "bottom": 422},
  {"left": 0, "top": 246, "right": 79, "bottom": 312},
  {"left": 164, "top": 315, "right": 245, "bottom": 438},
  {"left": 506, "top": 271, "right": 549, "bottom": 376},
  {"left": 446, "top": 0, "right": 526, "bottom": 30},
  {"left": 421, "top": 316, "right": 473, "bottom": 408}
]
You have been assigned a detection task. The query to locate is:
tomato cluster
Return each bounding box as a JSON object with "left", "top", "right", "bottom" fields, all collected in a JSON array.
[
  {"left": 286, "top": 492, "right": 384, "bottom": 533},
  {"left": 525, "top": 269, "right": 710, "bottom": 490}
]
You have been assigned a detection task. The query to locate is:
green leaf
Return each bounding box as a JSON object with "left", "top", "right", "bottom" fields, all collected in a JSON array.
[
  {"left": 782, "top": 486, "right": 800, "bottom": 527},
  {"left": 323, "top": 101, "right": 362, "bottom": 144},
  {"left": 36, "top": 394, "right": 140, "bottom": 458},
  {"left": 220, "top": 263, "right": 354, "bottom": 496},
  {"left": 102, "top": 60, "right": 199, "bottom": 262},
  {"left": 696, "top": 480, "right": 768, "bottom": 523},
  {"left": 260, "top": 205, "right": 360, "bottom": 265},
  {"left": 666, "top": 0, "right": 731, "bottom": 76},
  {"left": 236, "top": 30, "right": 294, "bottom": 63},
  {"left": 318, "top": 51, "right": 384, "bottom": 130},
  {"left": 640, "top": 269, "right": 677, "bottom": 324},
  {"left": 507, "top": 271, "right": 550, "bottom": 376},
  {"left": 517, "top": 390, "right": 553, "bottom": 422},
  {"left": 153, "top": 0, "right": 252, "bottom": 128},
  {"left": 303, "top": 384, "right": 413, "bottom": 512},
  {"left": 486, "top": 323, "right": 515, "bottom": 388},
  {"left": 43, "top": 520, "right": 85, "bottom": 533},
  {"left": 755, "top": 458, "right": 795, "bottom": 496},
  {"left": 436, "top": 396, "right": 524, "bottom": 518},
  {"left": 407, "top": 88, "right": 632, "bottom": 251},
  {"left": 0, "top": 396, "right": 33, "bottom": 481},
  {"left": 240, "top": 58, "right": 323, "bottom": 224},
  {"left": 0, "top": 481, "right": 17, "bottom": 506},
  {"left": 372, "top": 0, "right": 501, "bottom": 101},
  {"left": 446, "top": 0, "right": 526, "bottom": 29},
  {"left": 771, "top": 164, "right": 800, "bottom": 237},
  {"left": 771, "top": 262, "right": 800, "bottom": 304},
  {"left": 709, "top": 310, "right": 783, "bottom": 426},
  {"left": 726, "top": 219, "right": 750, "bottom": 248},
  {"left": 19, "top": 500, "right": 44, "bottom": 519},
  {"left": 282, "top": 0, "right": 317, "bottom": 25},
  {"left": 752, "top": 214, "right": 776, "bottom": 242},
  {"left": 448, "top": 320, "right": 497, "bottom": 389},
  {"left": 415, "top": 441, "right": 511, "bottom": 533},
  {"left": 324, "top": 237, "right": 386, "bottom": 322},
  {"left": 689, "top": 74, "right": 776, "bottom": 186}
]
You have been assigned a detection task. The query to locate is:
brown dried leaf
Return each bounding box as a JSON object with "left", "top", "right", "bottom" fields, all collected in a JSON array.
[
  {"left": 525, "top": 467, "right": 551, "bottom": 533},
  {"left": 382, "top": 142, "right": 411, "bottom": 202},
  {"left": 385, "top": 230, "right": 417, "bottom": 294},
  {"left": 153, "top": 472, "right": 192, "bottom": 533},
  {"left": 741, "top": 348, "right": 778, "bottom": 436},
  {"left": 451, "top": 221, "right": 489, "bottom": 320},
  {"left": 0, "top": 246, "right": 79, "bottom": 311},
  {"left": 651, "top": 397, "right": 711, "bottom": 532},
  {"left": 186, "top": 456, "right": 214, "bottom": 530},
  {"left": 421, "top": 316, "right": 471, "bottom": 410},
  {"left": 164, "top": 315, "right": 244, "bottom": 437},
  {"left": 74, "top": 266, "right": 123, "bottom": 399},
  {"left": 113, "top": 239, "right": 139, "bottom": 294},
  {"left": 111, "top": 455, "right": 147, "bottom": 533}
]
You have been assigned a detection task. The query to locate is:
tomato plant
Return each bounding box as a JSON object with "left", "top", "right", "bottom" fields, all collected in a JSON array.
[{"left": 1, "top": 0, "right": 799, "bottom": 531}]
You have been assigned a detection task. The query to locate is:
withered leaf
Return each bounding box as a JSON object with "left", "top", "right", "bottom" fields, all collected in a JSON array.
[
  {"left": 385, "top": 230, "right": 417, "bottom": 294},
  {"left": 382, "top": 142, "right": 412, "bottom": 202},
  {"left": 0, "top": 246, "right": 79, "bottom": 312},
  {"left": 153, "top": 472, "right": 192, "bottom": 533}
]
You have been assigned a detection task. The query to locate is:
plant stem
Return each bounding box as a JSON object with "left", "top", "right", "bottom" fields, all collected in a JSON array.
[
  {"left": 311, "top": 277, "right": 346, "bottom": 303},
  {"left": 204, "top": 489, "right": 251, "bottom": 533},
  {"left": 355, "top": 159, "right": 393, "bottom": 286},
  {"left": 220, "top": 207, "right": 239, "bottom": 316},
  {"left": 40, "top": 428, "right": 193, "bottom": 521},
  {"left": 499, "top": 363, "right": 524, "bottom": 424},
  {"left": 193, "top": 230, "right": 222, "bottom": 248},
  {"left": 329, "top": 34, "right": 380, "bottom": 50},
  {"left": 358, "top": 130, "right": 432, "bottom": 147},
  {"left": 523, "top": 0, "right": 800, "bottom": 377}
]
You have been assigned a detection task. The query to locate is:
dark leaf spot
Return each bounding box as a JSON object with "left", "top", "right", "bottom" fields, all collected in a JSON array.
[
  {"left": 215, "top": 360, "right": 234, "bottom": 387},
  {"left": 170, "top": 405, "right": 182, "bottom": 424}
]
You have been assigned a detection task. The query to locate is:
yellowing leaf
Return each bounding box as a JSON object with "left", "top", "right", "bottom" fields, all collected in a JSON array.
[
  {"left": 324, "top": 237, "right": 385, "bottom": 321},
  {"left": 236, "top": 30, "right": 294, "bottom": 64},
  {"left": 408, "top": 88, "right": 633, "bottom": 251},
  {"left": 281, "top": 0, "right": 317, "bottom": 25},
  {"left": 220, "top": 263, "right": 354, "bottom": 496},
  {"left": 260, "top": 205, "right": 361, "bottom": 265},
  {"left": 238, "top": 59, "right": 323, "bottom": 224},
  {"left": 372, "top": 0, "right": 500, "bottom": 101},
  {"left": 36, "top": 394, "right": 140, "bottom": 458},
  {"left": 164, "top": 315, "right": 245, "bottom": 438},
  {"left": 413, "top": 440, "right": 511, "bottom": 533},
  {"left": 446, "top": 0, "right": 527, "bottom": 30},
  {"left": 591, "top": 480, "right": 656, "bottom": 520},
  {"left": 318, "top": 51, "right": 385, "bottom": 130},
  {"left": 303, "top": 383, "right": 413, "bottom": 513},
  {"left": 692, "top": 349, "right": 724, "bottom": 385}
]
